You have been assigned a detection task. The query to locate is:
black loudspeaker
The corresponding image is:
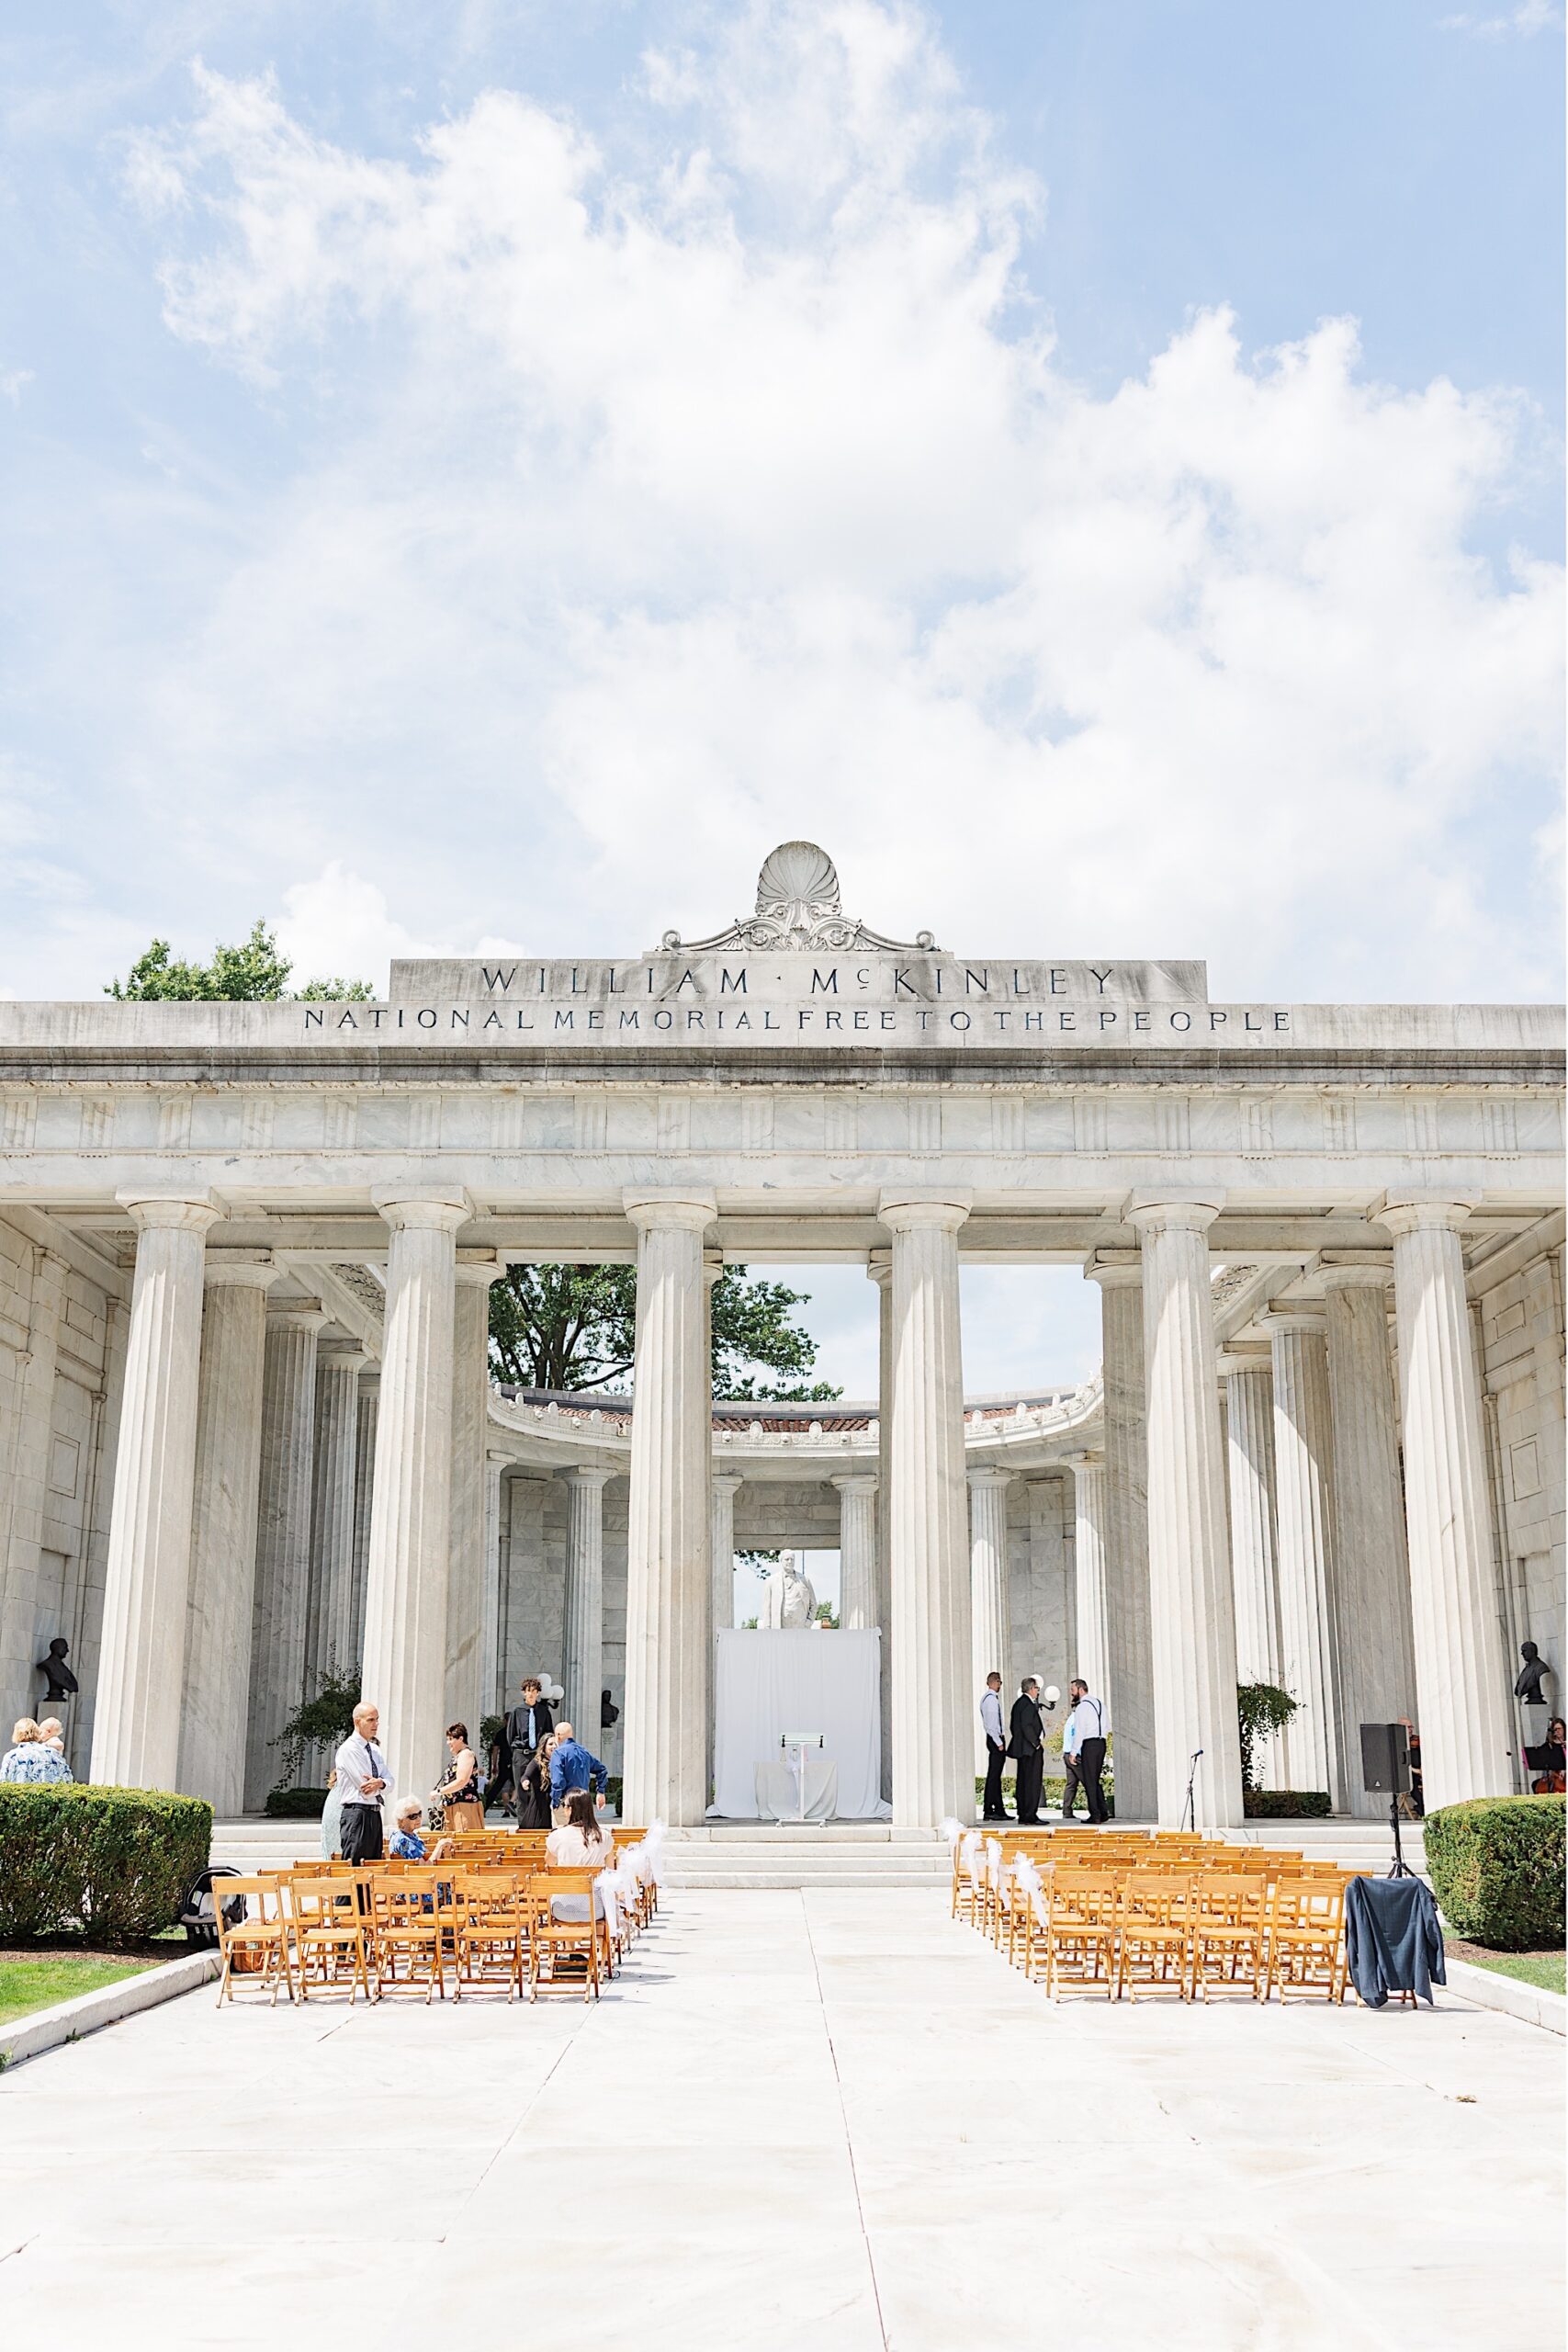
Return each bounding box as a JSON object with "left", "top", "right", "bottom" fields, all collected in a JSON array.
[{"left": 1360, "top": 1721, "right": 1410, "bottom": 1794}]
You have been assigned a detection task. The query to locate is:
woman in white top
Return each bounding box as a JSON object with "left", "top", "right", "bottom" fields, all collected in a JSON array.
[{"left": 546, "top": 1788, "right": 615, "bottom": 1918}]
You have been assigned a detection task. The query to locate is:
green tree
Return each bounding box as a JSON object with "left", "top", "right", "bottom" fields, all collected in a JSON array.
[
  {"left": 1236, "top": 1681, "right": 1299, "bottom": 1792},
  {"left": 107, "top": 919, "right": 371, "bottom": 1002},
  {"left": 489, "top": 1264, "right": 840, "bottom": 1400}
]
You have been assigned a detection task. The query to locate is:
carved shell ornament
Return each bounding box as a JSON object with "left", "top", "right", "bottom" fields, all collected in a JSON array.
[{"left": 660, "top": 841, "right": 939, "bottom": 955}]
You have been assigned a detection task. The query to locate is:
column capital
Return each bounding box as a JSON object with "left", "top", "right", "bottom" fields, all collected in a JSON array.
[
  {"left": 561, "top": 1464, "right": 615, "bottom": 1490},
  {"left": 1125, "top": 1192, "right": 1224, "bottom": 1233},
  {"left": 829, "top": 1470, "right": 877, "bottom": 1494},
  {"left": 1062, "top": 1447, "right": 1105, "bottom": 1472},
  {"left": 702, "top": 1248, "right": 725, "bottom": 1288},
  {"left": 1258, "top": 1308, "right": 1326, "bottom": 1338},
  {"left": 965, "top": 1464, "right": 1013, "bottom": 1489},
  {"left": 455, "top": 1250, "right": 506, "bottom": 1288},
  {"left": 371, "top": 1184, "right": 473, "bottom": 1233},
  {"left": 266, "top": 1299, "right": 328, "bottom": 1334},
  {"left": 865, "top": 1247, "right": 891, "bottom": 1289},
  {"left": 485, "top": 1447, "right": 513, "bottom": 1467},
  {"left": 623, "top": 1188, "right": 716, "bottom": 1233},
  {"left": 116, "top": 1189, "right": 224, "bottom": 1236},
  {"left": 318, "top": 1343, "right": 370, "bottom": 1373},
  {"left": 1084, "top": 1248, "right": 1141, "bottom": 1290},
  {"left": 1378, "top": 1192, "right": 1479, "bottom": 1238},
  {"left": 710, "top": 1470, "right": 746, "bottom": 1495},
  {"left": 877, "top": 1191, "right": 972, "bottom": 1234},
  {"left": 1319, "top": 1261, "right": 1393, "bottom": 1294},
  {"left": 204, "top": 1252, "right": 280, "bottom": 1293},
  {"left": 1215, "top": 1346, "right": 1271, "bottom": 1376}
]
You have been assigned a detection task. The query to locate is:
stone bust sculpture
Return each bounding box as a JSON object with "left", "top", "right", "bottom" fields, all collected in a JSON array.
[
  {"left": 1515, "top": 1641, "right": 1551, "bottom": 1705},
  {"left": 761, "top": 1553, "right": 818, "bottom": 1630}
]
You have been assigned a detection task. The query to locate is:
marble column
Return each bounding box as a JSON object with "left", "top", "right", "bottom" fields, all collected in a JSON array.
[
  {"left": 446, "top": 1259, "right": 502, "bottom": 1732},
  {"left": 1127, "top": 1198, "right": 1244, "bottom": 1829},
  {"left": 177, "top": 1254, "right": 276, "bottom": 1811},
  {"left": 1264, "top": 1314, "right": 1344, "bottom": 1806},
  {"left": 868, "top": 1250, "right": 894, "bottom": 1802},
  {"left": 622, "top": 1191, "right": 715, "bottom": 1826},
  {"left": 0, "top": 1243, "right": 67, "bottom": 1735},
  {"left": 1324, "top": 1266, "right": 1418, "bottom": 1816},
  {"left": 243, "top": 1301, "right": 327, "bottom": 1809},
  {"left": 711, "top": 1473, "right": 743, "bottom": 1637},
  {"left": 879, "top": 1193, "right": 972, "bottom": 1828},
  {"left": 562, "top": 1465, "right": 613, "bottom": 1746},
  {"left": 967, "top": 1468, "right": 1012, "bottom": 1774},
  {"left": 1066, "top": 1451, "right": 1111, "bottom": 1703},
  {"left": 1382, "top": 1195, "right": 1513, "bottom": 1808},
  {"left": 90, "top": 1192, "right": 221, "bottom": 1792},
  {"left": 832, "top": 1473, "right": 879, "bottom": 1632},
  {"left": 1085, "top": 1258, "right": 1156, "bottom": 1820},
  {"left": 1218, "top": 1350, "right": 1286, "bottom": 1788},
  {"left": 310, "top": 1347, "right": 366, "bottom": 1692},
  {"left": 347, "top": 1374, "right": 378, "bottom": 1674},
  {"left": 362, "top": 1188, "right": 469, "bottom": 1808},
  {"left": 481, "top": 1449, "right": 509, "bottom": 1718}
]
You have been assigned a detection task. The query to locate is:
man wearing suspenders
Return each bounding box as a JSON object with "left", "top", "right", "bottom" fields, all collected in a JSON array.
[{"left": 1062, "top": 1679, "right": 1110, "bottom": 1825}]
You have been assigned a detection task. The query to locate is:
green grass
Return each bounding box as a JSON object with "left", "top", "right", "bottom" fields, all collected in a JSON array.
[
  {"left": 1446, "top": 1940, "right": 1565, "bottom": 1996},
  {"left": 0, "top": 1955, "right": 152, "bottom": 2029}
]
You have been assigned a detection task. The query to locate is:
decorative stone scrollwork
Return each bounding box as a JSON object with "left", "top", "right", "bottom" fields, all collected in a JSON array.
[{"left": 660, "top": 840, "right": 940, "bottom": 955}]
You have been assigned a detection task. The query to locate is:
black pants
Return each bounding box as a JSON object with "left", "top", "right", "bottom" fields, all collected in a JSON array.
[
  {"left": 1014, "top": 1752, "right": 1043, "bottom": 1824},
  {"left": 1064, "top": 1740, "right": 1109, "bottom": 1823},
  {"left": 982, "top": 1740, "right": 1008, "bottom": 1819},
  {"left": 339, "top": 1803, "right": 384, "bottom": 1866}
]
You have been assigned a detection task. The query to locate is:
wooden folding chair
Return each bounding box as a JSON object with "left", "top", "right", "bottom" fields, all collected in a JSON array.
[
  {"left": 1115, "top": 1872, "right": 1190, "bottom": 2000},
  {"left": 1267, "top": 1876, "right": 1349, "bottom": 2002},
  {"left": 214, "top": 1876, "right": 294, "bottom": 2006},
  {"left": 288, "top": 1871, "right": 375, "bottom": 2003},
  {"left": 1188, "top": 1871, "right": 1269, "bottom": 2000},
  {"left": 449, "top": 1873, "right": 525, "bottom": 1999},
  {"left": 1043, "top": 1871, "right": 1119, "bottom": 1999},
  {"left": 524, "top": 1878, "right": 600, "bottom": 2001},
  {"left": 370, "top": 1871, "right": 447, "bottom": 2000}
]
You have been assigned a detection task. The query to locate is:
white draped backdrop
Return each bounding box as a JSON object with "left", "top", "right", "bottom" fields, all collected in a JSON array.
[{"left": 712, "top": 1628, "right": 886, "bottom": 1818}]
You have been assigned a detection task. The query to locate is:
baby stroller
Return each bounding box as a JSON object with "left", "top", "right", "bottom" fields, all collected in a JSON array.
[{"left": 179, "top": 1863, "right": 246, "bottom": 1949}]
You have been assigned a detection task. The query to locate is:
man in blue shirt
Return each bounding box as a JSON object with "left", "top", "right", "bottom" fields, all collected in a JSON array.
[
  {"left": 547, "top": 1722, "right": 608, "bottom": 1824},
  {"left": 1062, "top": 1679, "right": 1110, "bottom": 1823}
]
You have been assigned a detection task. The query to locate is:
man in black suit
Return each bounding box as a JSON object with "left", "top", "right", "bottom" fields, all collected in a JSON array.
[
  {"left": 1009, "top": 1678, "right": 1045, "bottom": 1825},
  {"left": 504, "top": 1676, "right": 554, "bottom": 1820}
]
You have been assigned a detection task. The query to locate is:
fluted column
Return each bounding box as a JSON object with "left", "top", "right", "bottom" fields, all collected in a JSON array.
[
  {"left": 178, "top": 1254, "right": 276, "bottom": 1809},
  {"left": 880, "top": 1193, "right": 972, "bottom": 1828},
  {"left": 562, "top": 1465, "right": 613, "bottom": 1743},
  {"left": 1219, "top": 1351, "right": 1286, "bottom": 1787},
  {"left": 622, "top": 1191, "right": 715, "bottom": 1826},
  {"left": 832, "top": 1473, "right": 879, "bottom": 1632},
  {"left": 1323, "top": 1266, "right": 1418, "bottom": 1816},
  {"left": 1127, "top": 1197, "right": 1243, "bottom": 1828},
  {"left": 1264, "top": 1315, "right": 1344, "bottom": 1805},
  {"left": 869, "top": 1250, "right": 894, "bottom": 1802},
  {"left": 481, "top": 1449, "right": 509, "bottom": 1717},
  {"left": 348, "top": 1374, "right": 378, "bottom": 1672},
  {"left": 1066, "top": 1451, "right": 1110, "bottom": 1702},
  {"left": 446, "top": 1259, "right": 503, "bottom": 1729},
  {"left": 0, "top": 1244, "right": 68, "bottom": 1733},
  {"left": 362, "top": 1187, "right": 469, "bottom": 1804},
  {"left": 967, "top": 1468, "right": 1012, "bottom": 1774},
  {"left": 711, "top": 1473, "right": 742, "bottom": 1636},
  {"left": 1085, "top": 1257, "right": 1156, "bottom": 1819},
  {"left": 90, "top": 1192, "right": 221, "bottom": 1791},
  {"left": 1382, "top": 1195, "right": 1513, "bottom": 1808},
  {"left": 309, "top": 1347, "right": 366, "bottom": 1695},
  {"left": 243, "top": 1301, "right": 327, "bottom": 1808}
]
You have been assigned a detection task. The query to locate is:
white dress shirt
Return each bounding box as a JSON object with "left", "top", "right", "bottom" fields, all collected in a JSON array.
[
  {"left": 333, "top": 1732, "right": 394, "bottom": 1808},
  {"left": 1063, "top": 1695, "right": 1108, "bottom": 1756},
  {"left": 979, "top": 1688, "right": 1006, "bottom": 1746}
]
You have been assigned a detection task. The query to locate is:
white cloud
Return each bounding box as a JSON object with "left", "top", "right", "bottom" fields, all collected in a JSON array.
[
  {"left": 40, "top": 0, "right": 1562, "bottom": 1004},
  {"left": 1441, "top": 1, "right": 1562, "bottom": 34},
  {"left": 0, "top": 367, "right": 32, "bottom": 403}
]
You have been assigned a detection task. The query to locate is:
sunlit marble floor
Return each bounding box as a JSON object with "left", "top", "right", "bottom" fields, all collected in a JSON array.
[{"left": 0, "top": 1892, "right": 1560, "bottom": 2351}]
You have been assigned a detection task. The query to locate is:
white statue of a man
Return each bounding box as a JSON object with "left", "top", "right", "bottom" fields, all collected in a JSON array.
[{"left": 761, "top": 1552, "right": 818, "bottom": 1629}]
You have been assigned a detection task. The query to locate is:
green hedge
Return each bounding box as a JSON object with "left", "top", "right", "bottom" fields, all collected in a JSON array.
[
  {"left": 1424, "top": 1795, "right": 1565, "bottom": 1950},
  {"left": 0, "top": 1784, "right": 213, "bottom": 1950},
  {"left": 265, "top": 1783, "right": 328, "bottom": 1819},
  {"left": 1244, "top": 1789, "right": 1330, "bottom": 1818}
]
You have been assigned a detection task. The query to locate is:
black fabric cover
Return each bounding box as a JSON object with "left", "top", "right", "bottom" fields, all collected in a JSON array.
[{"left": 1344, "top": 1872, "right": 1447, "bottom": 2007}]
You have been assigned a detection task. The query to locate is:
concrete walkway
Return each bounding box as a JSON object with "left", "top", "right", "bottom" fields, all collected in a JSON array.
[{"left": 0, "top": 1892, "right": 1560, "bottom": 2348}]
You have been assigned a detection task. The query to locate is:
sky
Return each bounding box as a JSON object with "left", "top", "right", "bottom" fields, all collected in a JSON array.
[{"left": 1, "top": 0, "right": 1562, "bottom": 1395}]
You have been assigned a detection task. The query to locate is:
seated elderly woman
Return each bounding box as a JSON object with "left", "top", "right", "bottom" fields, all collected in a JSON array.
[
  {"left": 0, "top": 1719, "right": 73, "bottom": 1783},
  {"left": 545, "top": 1788, "right": 616, "bottom": 1920}
]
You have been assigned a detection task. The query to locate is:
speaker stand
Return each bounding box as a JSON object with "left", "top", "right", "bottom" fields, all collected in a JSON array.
[{"left": 1386, "top": 1792, "right": 1413, "bottom": 1879}]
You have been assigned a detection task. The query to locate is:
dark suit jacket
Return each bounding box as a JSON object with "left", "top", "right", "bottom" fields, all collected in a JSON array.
[
  {"left": 1008, "top": 1694, "right": 1044, "bottom": 1758},
  {"left": 504, "top": 1699, "right": 555, "bottom": 1761}
]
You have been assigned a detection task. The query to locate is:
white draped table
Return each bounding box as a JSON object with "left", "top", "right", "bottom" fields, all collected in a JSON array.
[
  {"left": 755, "top": 1754, "right": 840, "bottom": 1823},
  {"left": 712, "top": 1627, "right": 887, "bottom": 1819}
]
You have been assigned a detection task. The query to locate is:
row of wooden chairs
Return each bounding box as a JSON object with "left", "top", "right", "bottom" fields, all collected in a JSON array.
[{"left": 951, "top": 1830, "right": 1359, "bottom": 2001}]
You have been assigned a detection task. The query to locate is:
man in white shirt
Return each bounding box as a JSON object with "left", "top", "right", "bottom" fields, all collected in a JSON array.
[
  {"left": 978, "top": 1672, "right": 1009, "bottom": 1820},
  {"left": 1062, "top": 1679, "right": 1110, "bottom": 1824},
  {"left": 333, "top": 1701, "right": 394, "bottom": 1864}
]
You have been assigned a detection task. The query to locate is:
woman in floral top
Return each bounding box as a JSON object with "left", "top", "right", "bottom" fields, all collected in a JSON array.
[{"left": 1, "top": 1718, "right": 73, "bottom": 1783}]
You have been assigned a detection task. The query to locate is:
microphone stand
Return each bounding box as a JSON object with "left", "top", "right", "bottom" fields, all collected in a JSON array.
[
  {"left": 1180, "top": 1748, "right": 1202, "bottom": 1835},
  {"left": 1386, "top": 1791, "right": 1412, "bottom": 1879}
]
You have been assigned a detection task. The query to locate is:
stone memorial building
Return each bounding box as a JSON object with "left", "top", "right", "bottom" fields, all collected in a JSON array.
[{"left": 0, "top": 842, "right": 1562, "bottom": 1828}]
